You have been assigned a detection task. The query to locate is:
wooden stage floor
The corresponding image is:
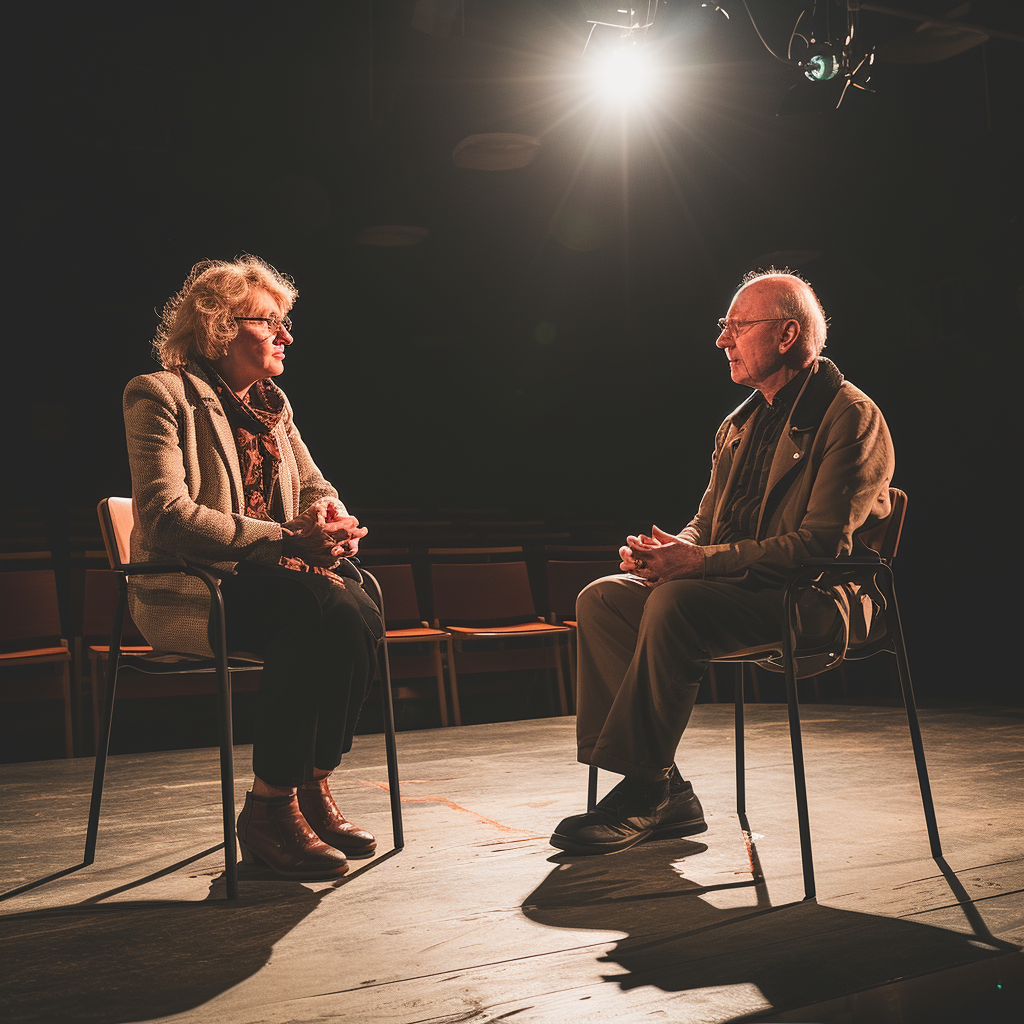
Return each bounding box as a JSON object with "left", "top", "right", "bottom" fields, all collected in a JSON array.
[{"left": 1, "top": 703, "right": 1021, "bottom": 1023}]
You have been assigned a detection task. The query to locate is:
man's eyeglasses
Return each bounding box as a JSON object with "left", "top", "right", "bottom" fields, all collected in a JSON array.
[
  {"left": 716, "top": 317, "right": 792, "bottom": 340},
  {"left": 234, "top": 314, "right": 293, "bottom": 334}
]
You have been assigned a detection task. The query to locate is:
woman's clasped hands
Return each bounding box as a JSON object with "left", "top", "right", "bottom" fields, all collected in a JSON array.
[{"left": 282, "top": 499, "right": 368, "bottom": 567}]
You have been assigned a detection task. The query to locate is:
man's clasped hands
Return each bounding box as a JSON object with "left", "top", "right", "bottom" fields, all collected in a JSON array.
[{"left": 620, "top": 526, "right": 705, "bottom": 586}]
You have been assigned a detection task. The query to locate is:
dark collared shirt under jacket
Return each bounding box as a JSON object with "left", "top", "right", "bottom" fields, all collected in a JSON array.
[{"left": 717, "top": 366, "right": 811, "bottom": 544}]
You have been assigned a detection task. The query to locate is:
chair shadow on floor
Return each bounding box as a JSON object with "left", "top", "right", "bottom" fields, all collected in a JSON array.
[
  {"left": 0, "top": 850, "right": 398, "bottom": 1024},
  {"left": 522, "top": 837, "right": 1019, "bottom": 1019}
]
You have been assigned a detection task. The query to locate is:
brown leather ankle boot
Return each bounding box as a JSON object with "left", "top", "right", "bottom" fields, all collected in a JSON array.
[
  {"left": 236, "top": 791, "right": 349, "bottom": 878},
  {"left": 297, "top": 777, "right": 377, "bottom": 858}
]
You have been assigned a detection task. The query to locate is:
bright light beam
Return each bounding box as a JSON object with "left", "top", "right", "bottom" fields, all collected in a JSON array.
[{"left": 590, "top": 45, "right": 655, "bottom": 104}]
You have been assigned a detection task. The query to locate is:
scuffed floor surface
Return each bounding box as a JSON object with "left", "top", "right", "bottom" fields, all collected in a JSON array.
[{"left": 1, "top": 704, "right": 1021, "bottom": 1023}]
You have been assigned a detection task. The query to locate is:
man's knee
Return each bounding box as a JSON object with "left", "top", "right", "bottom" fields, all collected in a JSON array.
[
  {"left": 576, "top": 574, "right": 647, "bottom": 625},
  {"left": 639, "top": 579, "right": 707, "bottom": 628},
  {"left": 577, "top": 576, "right": 619, "bottom": 619}
]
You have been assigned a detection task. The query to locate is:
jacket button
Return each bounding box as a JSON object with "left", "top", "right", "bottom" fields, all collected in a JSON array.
[{"left": 793, "top": 452, "right": 801, "bottom": 459}]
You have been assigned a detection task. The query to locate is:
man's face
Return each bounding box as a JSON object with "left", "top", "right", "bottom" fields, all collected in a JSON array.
[{"left": 715, "top": 282, "right": 788, "bottom": 390}]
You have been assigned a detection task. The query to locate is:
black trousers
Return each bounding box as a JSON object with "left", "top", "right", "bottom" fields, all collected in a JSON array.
[{"left": 217, "top": 562, "right": 383, "bottom": 786}]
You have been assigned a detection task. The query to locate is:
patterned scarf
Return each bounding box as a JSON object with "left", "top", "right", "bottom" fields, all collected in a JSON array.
[{"left": 194, "top": 360, "right": 345, "bottom": 586}]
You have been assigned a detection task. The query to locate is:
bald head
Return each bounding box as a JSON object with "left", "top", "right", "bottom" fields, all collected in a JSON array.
[{"left": 735, "top": 272, "right": 828, "bottom": 364}]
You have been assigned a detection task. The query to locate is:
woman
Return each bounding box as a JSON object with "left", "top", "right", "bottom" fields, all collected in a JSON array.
[{"left": 124, "top": 255, "right": 383, "bottom": 879}]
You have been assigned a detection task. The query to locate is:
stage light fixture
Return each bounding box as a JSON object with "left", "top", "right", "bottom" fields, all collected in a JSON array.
[
  {"left": 694, "top": 1, "right": 1023, "bottom": 112},
  {"left": 804, "top": 52, "right": 839, "bottom": 82}
]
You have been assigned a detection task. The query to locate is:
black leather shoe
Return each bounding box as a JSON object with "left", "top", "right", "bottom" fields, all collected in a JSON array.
[{"left": 550, "top": 766, "right": 707, "bottom": 855}]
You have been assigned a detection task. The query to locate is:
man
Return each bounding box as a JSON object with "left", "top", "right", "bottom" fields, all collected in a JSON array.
[{"left": 551, "top": 269, "right": 894, "bottom": 855}]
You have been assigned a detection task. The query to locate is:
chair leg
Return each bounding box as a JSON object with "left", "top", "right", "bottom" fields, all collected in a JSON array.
[
  {"left": 446, "top": 637, "right": 462, "bottom": 726},
  {"left": 85, "top": 581, "right": 126, "bottom": 866},
  {"left": 60, "top": 660, "right": 73, "bottom": 759},
  {"left": 378, "top": 634, "right": 404, "bottom": 849},
  {"left": 878, "top": 566, "right": 942, "bottom": 859},
  {"left": 783, "top": 588, "right": 816, "bottom": 901},
  {"left": 568, "top": 628, "right": 578, "bottom": 711},
  {"left": 588, "top": 765, "right": 598, "bottom": 812},
  {"left": 361, "top": 569, "right": 403, "bottom": 849},
  {"left": 553, "top": 642, "right": 569, "bottom": 716},
  {"left": 208, "top": 586, "right": 238, "bottom": 900},
  {"left": 431, "top": 643, "right": 449, "bottom": 727},
  {"left": 735, "top": 664, "right": 746, "bottom": 816}
]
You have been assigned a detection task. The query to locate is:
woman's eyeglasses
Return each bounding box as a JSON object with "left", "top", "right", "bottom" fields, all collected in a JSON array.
[{"left": 234, "top": 314, "right": 292, "bottom": 334}]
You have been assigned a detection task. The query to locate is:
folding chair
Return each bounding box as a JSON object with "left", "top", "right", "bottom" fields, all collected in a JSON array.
[
  {"left": 588, "top": 488, "right": 942, "bottom": 901},
  {"left": 86, "top": 497, "right": 402, "bottom": 900}
]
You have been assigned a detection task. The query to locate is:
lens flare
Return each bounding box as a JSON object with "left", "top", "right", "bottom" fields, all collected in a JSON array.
[{"left": 591, "top": 45, "right": 654, "bottom": 103}]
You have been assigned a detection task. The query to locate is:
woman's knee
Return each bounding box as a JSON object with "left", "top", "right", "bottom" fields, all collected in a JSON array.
[{"left": 314, "top": 587, "right": 382, "bottom": 650}]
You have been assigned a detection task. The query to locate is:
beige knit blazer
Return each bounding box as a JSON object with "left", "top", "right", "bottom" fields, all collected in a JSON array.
[{"left": 123, "top": 364, "right": 343, "bottom": 656}]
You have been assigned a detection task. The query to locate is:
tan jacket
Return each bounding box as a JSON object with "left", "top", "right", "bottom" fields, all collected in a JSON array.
[
  {"left": 123, "top": 364, "right": 343, "bottom": 656},
  {"left": 681, "top": 358, "right": 895, "bottom": 586}
]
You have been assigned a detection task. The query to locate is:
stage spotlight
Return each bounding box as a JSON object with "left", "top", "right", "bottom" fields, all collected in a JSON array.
[{"left": 590, "top": 44, "right": 655, "bottom": 104}]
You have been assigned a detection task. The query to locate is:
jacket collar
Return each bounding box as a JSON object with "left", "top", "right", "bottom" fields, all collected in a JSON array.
[
  {"left": 725, "top": 357, "right": 844, "bottom": 435},
  {"left": 178, "top": 363, "right": 245, "bottom": 512},
  {"left": 711, "top": 358, "right": 845, "bottom": 543}
]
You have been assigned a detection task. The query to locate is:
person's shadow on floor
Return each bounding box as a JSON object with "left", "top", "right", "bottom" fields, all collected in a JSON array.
[
  {"left": 1, "top": 872, "right": 337, "bottom": 1024},
  {"left": 522, "top": 839, "right": 1017, "bottom": 1018}
]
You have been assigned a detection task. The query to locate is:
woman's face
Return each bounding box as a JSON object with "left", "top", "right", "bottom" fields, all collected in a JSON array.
[{"left": 217, "top": 290, "right": 294, "bottom": 392}]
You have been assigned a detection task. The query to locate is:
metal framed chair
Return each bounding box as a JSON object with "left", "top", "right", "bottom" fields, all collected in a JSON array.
[
  {"left": 86, "top": 497, "right": 403, "bottom": 900},
  {"left": 588, "top": 488, "right": 942, "bottom": 901}
]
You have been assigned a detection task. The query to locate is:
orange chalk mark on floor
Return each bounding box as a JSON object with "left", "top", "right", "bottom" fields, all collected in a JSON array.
[{"left": 357, "top": 779, "right": 538, "bottom": 836}]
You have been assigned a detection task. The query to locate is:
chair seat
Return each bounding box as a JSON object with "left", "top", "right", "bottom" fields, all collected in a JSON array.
[
  {"left": 107, "top": 650, "right": 264, "bottom": 674},
  {"left": 386, "top": 626, "right": 451, "bottom": 641},
  {"left": 0, "top": 646, "right": 70, "bottom": 662},
  {"left": 711, "top": 606, "right": 849, "bottom": 679},
  {"left": 445, "top": 621, "right": 572, "bottom": 638},
  {"left": 87, "top": 644, "right": 153, "bottom": 655}
]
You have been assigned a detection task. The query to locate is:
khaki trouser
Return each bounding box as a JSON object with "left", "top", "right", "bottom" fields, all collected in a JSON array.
[{"left": 575, "top": 574, "right": 839, "bottom": 778}]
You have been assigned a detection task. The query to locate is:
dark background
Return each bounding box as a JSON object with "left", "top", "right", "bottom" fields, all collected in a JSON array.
[{"left": 10, "top": 1, "right": 1022, "bottom": 702}]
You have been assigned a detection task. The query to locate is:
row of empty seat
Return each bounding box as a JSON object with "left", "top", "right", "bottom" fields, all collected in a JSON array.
[{"left": 0, "top": 549, "right": 625, "bottom": 757}]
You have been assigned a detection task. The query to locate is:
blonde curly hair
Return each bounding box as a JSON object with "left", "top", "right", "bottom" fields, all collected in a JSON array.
[{"left": 152, "top": 255, "right": 298, "bottom": 369}]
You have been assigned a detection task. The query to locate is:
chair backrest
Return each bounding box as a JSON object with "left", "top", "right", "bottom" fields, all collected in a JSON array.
[
  {"left": 427, "top": 546, "right": 524, "bottom": 562},
  {"left": 97, "top": 497, "right": 134, "bottom": 571},
  {"left": 546, "top": 560, "right": 621, "bottom": 621},
  {"left": 856, "top": 487, "right": 907, "bottom": 564},
  {"left": 431, "top": 561, "right": 539, "bottom": 627},
  {"left": 359, "top": 564, "right": 424, "bottom": 629},
  {"left": 0, "top": 570, "right": 64, "bottom": 651}
]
